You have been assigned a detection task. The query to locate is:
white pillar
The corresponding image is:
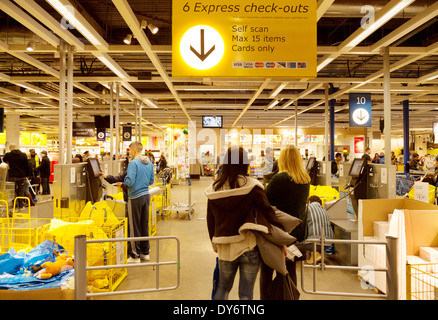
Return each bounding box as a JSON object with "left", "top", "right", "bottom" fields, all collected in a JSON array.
[
  {"left": 58, "top": 41, "right": 66, "bottom": 164},
  {"left": 5, "top": 111, "right": 20, "bottom": 148},
  {"left": 294, "top": 101, "right": 298, "bottom": 147},
  {"left": 110, "top": 82, "right": 114, "bottom": 158},
  {"left": 139, "top": 102, "right": 142, "bottom": 143},
  {"left": 383, "top": 47, "right": 391, "bottom": 162},
  {"left": 66, "top": 44, "right": 74, "bottom": 164},
  {"left": 115, "top": 83, "right": 120, "bottom": 159}
]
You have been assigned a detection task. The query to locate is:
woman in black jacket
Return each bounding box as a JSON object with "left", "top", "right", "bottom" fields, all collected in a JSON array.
[{"left": 263, "top": 145, "right": 311, "bottom": 294}]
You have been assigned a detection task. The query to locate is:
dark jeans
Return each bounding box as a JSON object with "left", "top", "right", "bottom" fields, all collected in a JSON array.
[
  {"left": 41, "top": 177, "right": 50, "bottom": 195},
  {"left": 10, "top": 177, "right": 26, "bottom": 208},
  {"left": 128, "top": 194, "right": 150, "bottom": 258},
  {"left": 213, "top": 249, "right": 261, "bottom": 300},
  {"left": 260, "top": 259, "right": 297, "bottom": 300}
]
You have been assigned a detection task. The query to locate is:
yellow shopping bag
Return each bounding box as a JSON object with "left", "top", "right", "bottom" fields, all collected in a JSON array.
[
  {"left": 79, "top": 201, "right": 120, "bottom": 227},
  {"left": 47, "top": 219, "right": 110, "bottom": 266},
  {"left": 309, "top": 185, "right": 340, "bottom": 206}
]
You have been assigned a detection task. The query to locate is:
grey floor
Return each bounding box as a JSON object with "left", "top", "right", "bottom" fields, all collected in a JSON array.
[{"left": 94, "top": 177, "right": 382, "bottom": 300}]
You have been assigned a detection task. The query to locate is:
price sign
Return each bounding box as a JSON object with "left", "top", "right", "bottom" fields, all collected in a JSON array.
[{"left": 349, "top": 93, "right": 372, "bottom": 127}]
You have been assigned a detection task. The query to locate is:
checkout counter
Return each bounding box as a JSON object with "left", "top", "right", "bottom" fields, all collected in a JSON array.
[
  {"left": 305, "top": 157, "right": 397, "bottom": 266},
  {"left": 53, "top": 159, "right": 127, "bottom": 219}
]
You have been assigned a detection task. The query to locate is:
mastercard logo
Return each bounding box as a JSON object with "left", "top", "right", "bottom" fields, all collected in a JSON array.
[{"left": 255, "top": 62, "right": 264, "bottom": 68}]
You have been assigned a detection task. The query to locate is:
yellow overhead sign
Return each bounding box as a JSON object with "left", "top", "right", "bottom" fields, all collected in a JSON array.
[{"left": 172, "top": 0, "right": 317, "bottom": 78}]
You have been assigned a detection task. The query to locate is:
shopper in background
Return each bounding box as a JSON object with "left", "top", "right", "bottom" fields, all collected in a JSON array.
[
  {"left": 331, "top": 152, "right": 342, "bottom": 176},
  {"left": 3, "top": 143, "right": 31, "bottom": 209},
  {"left": 409, "top": 153, "right": 421, "bottom": 171},
  {"left": 205, "top": 146, "right": 283, "bottom": 300},
  {"left": 156, "top": 153, "right": 167, "bottom": 174},
  {"left": 265, "top": 145, "right": 311, "bottom": 286},
  {"left": 362, "top": 147, "right": 372, "bottom": 163},
  {"left": 376, "top": 152, "right": 385, "bottom": 164},
  {"left": 391, "top": 151, "right": 397, "bottom": 164},
  {"left": 28, "top": 149, "right": 40, "bottom": 194},
  {"left": 124, "top": 141, "right": 155, "bottom": 263},
  {"left": 36, "top": 150, "right": 51, "bottom": 195},
  {"left": 261, "top": 147, "right": 278, "bottom": 187},
  {"left": 82, "top": 150, "right": 90, "bottom": 162},
  {"left": 305, "top": 196, "right": 334, "bottom": 264},
  {"left": 371, "top": 153, "right": 379, "bottom": 163},
  {"left": 102, "top": 152, "right": 111, "bottom": 161},
  {"left": 24, "top": 152, "right": 36, "bottom": 206}
]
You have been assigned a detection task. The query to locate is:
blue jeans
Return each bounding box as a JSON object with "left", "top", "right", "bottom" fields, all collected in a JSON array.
[{"left": 213, "top": 249, "right": 260, "bottom": 300}]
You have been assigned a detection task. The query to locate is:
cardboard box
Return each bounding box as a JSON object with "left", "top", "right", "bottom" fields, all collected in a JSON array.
[
  {"left": 419, "top": 247, "right": 438, "bottom": 263},
  {"left": 373, "top": 221, "right": 389, "bottom": 242},
  {"left": 359, "top": 198, "right": 438, "bottom": 296}
]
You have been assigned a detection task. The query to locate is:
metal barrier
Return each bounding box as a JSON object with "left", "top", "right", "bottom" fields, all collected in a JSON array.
[
  {"left": 74, "top": 235, "right": 181, "bottom": 300},
  {"left": 300, "top": 228, "right": 399, "bottom": 300}
]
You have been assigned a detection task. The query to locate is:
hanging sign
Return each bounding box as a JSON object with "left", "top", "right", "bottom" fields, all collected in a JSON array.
[
  {"left": 96, "top": 128, "right": 106, "bottom": 142},
  {"left": 122, "top": 127, "right": 132, "bottom": 141},
  {"left": 172, "top": 0, "right": 317, "bottom": 78},
  {"left": 73, "top": 122, "right": 95, "bottom": 137},
  {"left": 349, "top": 93, "right": 372, "bottom": 127}
]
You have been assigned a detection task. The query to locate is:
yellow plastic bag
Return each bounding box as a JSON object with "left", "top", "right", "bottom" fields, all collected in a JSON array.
[
  {"left": 309, "top": 185, "right": 340, "bottom": 206},
  {"left": 408, "top": 184, "right": 436, "bottom": 204},
  {"left": 111, "top": 192, "right": 125, "bottom": 201},
  {"left": 79, "top": 201, "right": 120, "bottom": 227},
  {"left": 47, "top": 219, "right": 110, "bottom": 266}
]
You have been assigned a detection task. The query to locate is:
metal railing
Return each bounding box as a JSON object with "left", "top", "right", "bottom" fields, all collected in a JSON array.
[
  {"left": 300, "top": 228, "right": 399, "bottom": 300},
  {"left": 74, "top": 235, "right": 181, "bottom": 300}
]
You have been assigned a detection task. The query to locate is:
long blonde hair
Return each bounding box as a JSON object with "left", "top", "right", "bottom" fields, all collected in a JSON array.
[{"left": 278, "top": 146, "right": 311, "bottom": 184}]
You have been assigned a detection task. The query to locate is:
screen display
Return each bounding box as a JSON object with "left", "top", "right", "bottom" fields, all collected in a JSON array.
[
  {"left": 202, "top": 116, "right": 223, "bottom": 128},
  {"left": 306, "top": 157, "right": 316, "bottom": 171},
  {"left": 349, "top": 158, "right": 366, "bottom": 177},
  {"left": 88, "top": 158, "right": 101, "bottom": 178}
]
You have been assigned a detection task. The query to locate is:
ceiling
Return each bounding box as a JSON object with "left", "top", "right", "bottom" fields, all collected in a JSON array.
[{"left": 1, "top": 0, "right": 438, "bottom": 137}]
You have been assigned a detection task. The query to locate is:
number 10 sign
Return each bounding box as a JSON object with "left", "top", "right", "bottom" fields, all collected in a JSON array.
[{"left": 349, "top": 93, "right": 372, "bottom": 127}]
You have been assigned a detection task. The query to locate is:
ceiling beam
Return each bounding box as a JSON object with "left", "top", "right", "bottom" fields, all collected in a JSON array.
[{"left": 112, "top": 0, "right": 191, "bottom": 121}]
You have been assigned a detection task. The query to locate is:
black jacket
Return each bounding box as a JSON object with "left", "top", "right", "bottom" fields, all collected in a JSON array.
[
  {"left": 266, "top": 172, "right": 310, "bottom": 242},
  {"left": 36, "top": 156, "right": 51, "bottom": 178},
  {"left": 3, "top": 149, "right": 30, "bottom": 179},
  {"left": 104, "top": 171, "right": 128, "bottom": 202}
]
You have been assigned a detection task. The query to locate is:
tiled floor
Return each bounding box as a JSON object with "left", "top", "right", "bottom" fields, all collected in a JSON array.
[{"left": 95, "top": 178, "right": 382, "bottom": 300}]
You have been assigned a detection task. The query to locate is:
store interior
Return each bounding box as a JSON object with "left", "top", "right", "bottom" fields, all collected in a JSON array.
[{"left": 0, "top": 0, "right": 438, "bottom": 301}]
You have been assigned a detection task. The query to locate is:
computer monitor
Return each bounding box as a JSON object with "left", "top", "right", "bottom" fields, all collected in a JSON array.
[
  {"left": 306, "top": 157, "right": 316, "bottom": 172},
  {"left": 202, "top": 116, "right": 223, "bottom": 128},
  {"left": 349, "top": 158, "right": 367, "bottom": 177},
  {"left": 88, "top": 158, "right": 101, "bottom": 178}
]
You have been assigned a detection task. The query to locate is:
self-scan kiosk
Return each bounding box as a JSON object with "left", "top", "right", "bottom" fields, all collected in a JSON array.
[
  {"left": 348, "top": 158, "right": 369, "bottom": 216},
  {"left": 306, "top": 157, "right": 318, "bottom": 186},
  {"left": 86, "top": 158, "right": 103, "bottom": 204}
]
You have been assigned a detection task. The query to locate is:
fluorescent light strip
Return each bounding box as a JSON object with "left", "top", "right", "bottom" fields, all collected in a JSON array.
[
  {"left": 269, "top": 82, "right": 288, "bottom": 98},
  {"left": 97, "top": 56, "right": 128, "bottom": 79},
  {"left": 183, "top": 88, "right": 248, "bottom": 91},
  {"left": 144, "top": 98, "right": 159, "bottom": 108},
  {"left": 46, "top": 0, "right": 102, "bottom": 46},
  {"left": 344, "top": 0, "right": 414, "bottom": 48},
  {"left": 426, "top": 74, "right": 438, "bottom": 81},
  {"left": 267, "top": 100, "right": 279, "bottom": 109},
  {"left": 317, "top": 57, "right": 334, "bottom": 72}
]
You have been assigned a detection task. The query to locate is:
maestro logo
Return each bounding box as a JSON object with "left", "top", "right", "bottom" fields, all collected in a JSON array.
[{"left": 180, "top": 25, "right": 225, "bottom": 70}]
